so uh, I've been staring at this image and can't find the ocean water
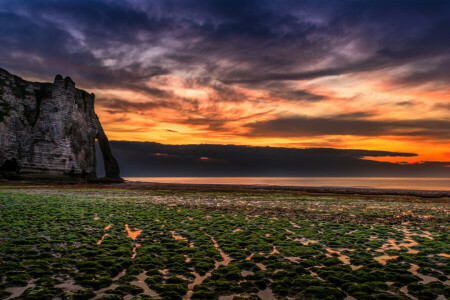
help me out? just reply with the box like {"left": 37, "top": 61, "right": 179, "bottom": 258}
{"left": 124, "top": 177, "right": 450, "bottom": 191}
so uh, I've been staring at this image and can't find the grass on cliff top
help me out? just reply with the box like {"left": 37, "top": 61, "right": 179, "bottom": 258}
{"left": 0, "top": 187, "right": 448, "bottom": 300}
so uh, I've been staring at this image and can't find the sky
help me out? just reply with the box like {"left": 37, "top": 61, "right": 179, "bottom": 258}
{"left": 1, "top": 0, "right": 450, "bottom": 176}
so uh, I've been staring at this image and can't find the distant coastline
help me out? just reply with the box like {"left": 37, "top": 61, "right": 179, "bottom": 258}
{"left": 124, "top": 177, "right": 450, "bottom": 192}
{"left": 2, "top": 177, "right": 449, "bottom": 197}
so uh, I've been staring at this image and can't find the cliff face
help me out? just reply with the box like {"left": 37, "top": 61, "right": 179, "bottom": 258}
{"left": 0, "top": 68, "right": 121, "bottom": 181}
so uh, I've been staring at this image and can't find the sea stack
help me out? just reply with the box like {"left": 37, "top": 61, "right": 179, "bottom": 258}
{"left": 0, "top": 68, "right": 122, "bottom": 182}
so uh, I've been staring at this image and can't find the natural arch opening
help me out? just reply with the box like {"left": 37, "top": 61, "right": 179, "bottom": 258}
{"left": 0, "top": 159, "right": 20, "bottom": 172}
{"left": 95, "top": 140, "right": 106, "bottom": 177}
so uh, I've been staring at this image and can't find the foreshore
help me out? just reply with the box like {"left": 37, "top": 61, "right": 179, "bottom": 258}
{"left": 1, "top": 179, "right": 449, "bottom": 199}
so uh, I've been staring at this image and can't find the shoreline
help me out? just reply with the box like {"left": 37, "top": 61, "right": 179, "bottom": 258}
{"left": 1, "top": 179, "right": 449, "bottom": 198}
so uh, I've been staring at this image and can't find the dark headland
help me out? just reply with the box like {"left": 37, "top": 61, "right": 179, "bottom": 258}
{"left": 0, "top": 68, "right": 122, "bottom": 182}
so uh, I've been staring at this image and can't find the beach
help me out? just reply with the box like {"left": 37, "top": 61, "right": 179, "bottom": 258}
{"left": 0, "top": 182, "right": 449, "bottom": 299}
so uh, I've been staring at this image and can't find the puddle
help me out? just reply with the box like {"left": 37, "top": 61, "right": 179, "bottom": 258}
{"left": 400, "top": 285, "right": 419, "bottom": 300}
{"left": 294, "top": 237, "right": 319, "bottom": 245}
{"left": 113, "top": 269, "right": 126, "bottom": 281}
{"left": 285, "top": 228, "right": 295, "bottom": 235}
{"left": 131, "top": 243, "right": 141, "bottom": 259}
{"left": 257, "top": 288, "right": 277, "bottom": 300}
{"left": 256, "top": 263, "right": 266, "bottom": 271}
{"left": 233, "top": 228, "right": 242, "bottom": 233}
{"left": 185, "top": 271, "right": 214, "bottom": 299}
{"left": 218, "top": 295, "right": 241, "bottom": 300}
{"left": 326, "top": 248, "right": 355, "bottom": 266}
{"left": 269, "top": 246, "right": 279, "bottom": 255}
{"left": 94, "top": 284, "right": 119, "bottom": 299}
{"left": 377, "top": 236, "right": 419, "bottom": 254}
{"left": 408, "top": 264, "right": 439, "bottom": 284}
{"left": 125, "top": 224, "right": 142, "bottom": 240}
{"left": 374, "top": 254, "right": 399, "bottom": 265}
{"left": 285, "top": 256, "right": 301, "bottom": 263}
{"left": 310, "top": 271, "right": 324, "bottom": 281}
{"left": 398, "top": 227, "right": 433, "bottom": 240}
{"left": 398, "top": 238, "right": 419, "bottom": 254}
{"left": 289, "top": 221, "right": 301, "bottom": 228}
{"left": 159, "top": 269, "right": 169, "bottom": 276}
{"left": 241, "top": 270, "right": 254, "bottom": 277}
{"left": 438, "top": 253, "right": 450, "bottom": 258}
{"left": 5, "top": 280, "right": 36, "bottom": 299}
{"left": 171, "top": 231, "right": 188, "bottom": 242}
{"left": 104, "top": 224, "right": 112, "bottom": 230}
{"left": 55, "top": 279, "right": 83, "bottom": 291}
{"left": 130, "top": 271, "right": 159, "bottom": 298}
{"left": 376, "top": 239, "right": 401, "bottom": 252}
{"left": 210, "top": 236, "right": 232, "bottom": 266}
{"left": 96, "top": 233, "right": 108, "bottom": 245}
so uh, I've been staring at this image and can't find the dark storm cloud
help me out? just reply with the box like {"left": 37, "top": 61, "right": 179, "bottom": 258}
{"left": 434, "top": 103, "right": 450, "bottom": 111}
{"left": 394, "top": 57, "right": 450, "bottom": 86}
{"left": 272, "top": 90, "right": 327, "bottom": 102}
{"left": 96, "top": 141, "right": 450, "bottom": 177}
{"left": 246, "top": 116, "right": 450, "bottom": 139}
{"left": 97, "top": 98, "right": 179, "bottom": 113}
{"left": 1, "top": 0, "right": 449, "bottom": 92}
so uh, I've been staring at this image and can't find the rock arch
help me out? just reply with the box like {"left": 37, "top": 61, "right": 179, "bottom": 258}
{"left": 0, "top": 67, "right": 122, "bottom": 182}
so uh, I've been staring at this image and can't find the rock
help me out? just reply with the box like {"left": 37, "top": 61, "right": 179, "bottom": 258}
{"left": 0, "top": 67, "right": 122, "bottom": 182}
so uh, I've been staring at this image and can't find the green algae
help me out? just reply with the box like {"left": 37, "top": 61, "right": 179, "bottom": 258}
{"left": 0, "top": 188, "right": 448, "bottom": 299}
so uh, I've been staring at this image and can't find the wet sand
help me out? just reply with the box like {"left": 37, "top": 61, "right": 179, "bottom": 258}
{"left": 1, "top": 180, "right": 449, "bottom": 199}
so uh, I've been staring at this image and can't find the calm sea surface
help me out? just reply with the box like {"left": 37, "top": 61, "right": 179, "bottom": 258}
{"left": 124, "top": 177, "right": 450, "bottom": 191}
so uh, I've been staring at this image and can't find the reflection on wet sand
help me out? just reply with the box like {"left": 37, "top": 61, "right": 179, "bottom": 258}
{"left": 325, "top": 248, "right": 363, "bottom": 270}
{"left": 376, "top": 236, "right": 419, "bottom": 255}
{"left": 125, "top": 224, "right": 142, "bottom": 240}
{"left": 400, "top": 285, "right": 419, "bottom": 300}
{"left": 96, "top": 233, "right": 108, "bottom": 245}
{"left": 184, "top": 235, "right": 232, "bottom": 299}
{"left": 210, "top": 235, "right": 232, "bottom": 266}
{"left": 374, "top": 254, "right": 399, "bottom": 265}
{"left": 241, "top": 270, "right": 254, "bottom": 277}
{"left": 2, "top": 188, "right": 448, "bottom": 300}
{"left": 93, "top": 283, "right": 119, "bottom": 299}
{"left": 408, "top": 264, "right": 439, "bottom": 284}
{"left": 5, "top": 280, "right": 36, "bottom": 300}
{"left": 130, "top": 271, "right": 159, "bottom": 298}
{"left": 256, "top": 262, "right": 266, "bottom": 271}
{"left": 171, "top": 230, "right": 188, "bottom": 241}
{"left": 131, "top": 243, "right": 141, "bottom": 259}
{"left": 257, "top": 288, "right": 277, "bottom": 300}
{"left": 55, "top": 279, "right": 83, "bottom": 291}
{"left": 269, "top": 246, "right": 279, "bottom": 255}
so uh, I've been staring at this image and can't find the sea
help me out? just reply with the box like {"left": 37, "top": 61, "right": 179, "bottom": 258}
{"left": 124, "top": 177, "right": 450, "bottom": 191}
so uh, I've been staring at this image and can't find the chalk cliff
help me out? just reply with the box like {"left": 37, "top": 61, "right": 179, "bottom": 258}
{"left": 0, "top": 68, "right": 122, "bottom": 181}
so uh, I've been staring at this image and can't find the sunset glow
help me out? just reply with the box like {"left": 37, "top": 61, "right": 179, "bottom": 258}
{"left": 2, "top": 0, "right": 449, "bottom": 175}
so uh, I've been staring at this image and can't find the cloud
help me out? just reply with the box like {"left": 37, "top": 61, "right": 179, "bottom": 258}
{"left": 271, "top": 89, "right": 327, "bottom": 102}
{"left": 394, "top": 57, "right": 450, "bottom": 87}
{"left": 1, "top": 0, "right": 449, "bottom": 172}
{"left": 96, "top": 141, "right": 450, "bottom": 177}
{"left": 246, "top": 116, "right": 450, "bottom": 139}
{"left": 2, "top": 0, "right": 449, "bottom": 90}
{"left": 97, "top": 98, "right": 179, "bottom": 113}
